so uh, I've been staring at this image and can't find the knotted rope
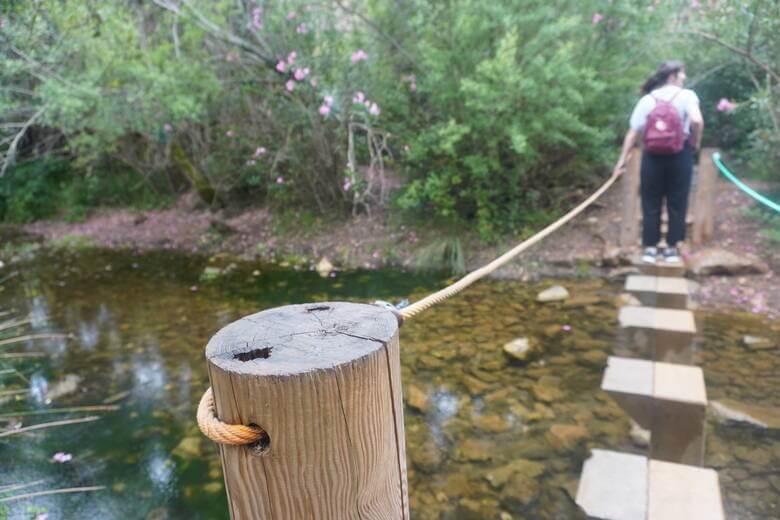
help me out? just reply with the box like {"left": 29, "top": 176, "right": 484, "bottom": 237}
{"left": 198, "top": 169, "right": 621, "bottom": 445}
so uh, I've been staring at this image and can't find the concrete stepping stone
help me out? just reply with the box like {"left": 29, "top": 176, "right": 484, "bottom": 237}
{"left": 618, "top": 306, "right": 696, "bottom": 364}
{"left": 625, "top": 275, "right": 690, "bottom": 309}
{"left": 576, "top": 449, "right": 724, "bottom": 520}
{"left": 602, "top": 357, "right": 706, "bottom": 465}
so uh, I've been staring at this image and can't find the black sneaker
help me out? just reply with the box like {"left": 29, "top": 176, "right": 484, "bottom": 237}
{"left": 662, "top": 247, "right": 681, "bottom": 263}
{"left": 641, "top": 247, "right": 658, "bottom": 264}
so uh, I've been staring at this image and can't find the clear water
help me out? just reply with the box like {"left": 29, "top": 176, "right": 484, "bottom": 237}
{"left": 0, "top": 248, "right": 778, "bottom": 519}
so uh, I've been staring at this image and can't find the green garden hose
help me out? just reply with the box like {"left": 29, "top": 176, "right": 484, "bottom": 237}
{"left": 712, "top": 152, "right": 780, "bottom": 213}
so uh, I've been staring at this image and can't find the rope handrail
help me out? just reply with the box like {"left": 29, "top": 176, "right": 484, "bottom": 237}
{"left": 198, "top": 168, "right": 622, "bottom": 445}
{"left": 712, "top": 152, "right": 780, "bottom": 213}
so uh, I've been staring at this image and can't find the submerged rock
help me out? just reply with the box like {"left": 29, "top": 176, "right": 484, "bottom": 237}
{"left": 532, "top": 376, "right": 564, "bottom": 403}
{"left": 536, "top": 285, "right": 569, "bottom": 302}
{"left": 413, "top": 439, "right": 444, "bottom": 473}
{"left": 404, "top": 384, "right": 430, "bottom": 413}
{"left": 742, "top": 335, "right": 775, "bottom": 351}
{"left": 45, "top": 374, "right": 82, "bottom": 402}
{"left": 710, "top": 399, "right": 780, "bottom": 430}
{"left": 502, "top": 337, "right": 540, "bottom": 363}
{"left": 499, "top": 471, "right": 541, "bottom": 508}
{"left": 474, "top": 414, "right": 512, "bottom": 433}
{"left": 546, "top": 424, "right": 588, "bottom": 450}
{"left": 172, "top": 436, "right": 202, "bottom": 459}
{"left": 688, "top": 248, "right": 769, "bottom": 276}
{"left": 455, "top": 439, "right": 495, "bottom": 462}
{"left": 484, "top": 459, "right": 545, "bottom": 489}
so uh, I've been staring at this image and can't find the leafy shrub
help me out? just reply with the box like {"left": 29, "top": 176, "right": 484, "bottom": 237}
{"left": 0, "top": 157, "right": 70, "bottom": 223}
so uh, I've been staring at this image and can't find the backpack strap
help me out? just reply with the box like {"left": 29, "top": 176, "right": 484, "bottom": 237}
{"left": 651, "top": 87, "right": 683, "bottom": 103}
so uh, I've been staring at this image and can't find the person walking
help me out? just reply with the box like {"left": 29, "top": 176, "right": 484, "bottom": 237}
{"left": 613, "top": 61, "right": 704, "bottom": 264}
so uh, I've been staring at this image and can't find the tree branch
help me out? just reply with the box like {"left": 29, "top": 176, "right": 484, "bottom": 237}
{"left": 684, "top": 29, "right": 779, "bottom": 83}
{"left": 0, "top": 107, "right": 44, "bottom": 178}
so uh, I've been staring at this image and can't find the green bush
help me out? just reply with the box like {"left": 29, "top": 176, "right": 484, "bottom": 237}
{"left": 0, "top": 157, "right": 70, "bottom": 223}
{"left": 0, "top": 156, "right": 170, "bottom": 223}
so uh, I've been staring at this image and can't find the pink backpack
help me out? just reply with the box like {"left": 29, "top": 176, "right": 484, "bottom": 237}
{"left": 643, "top": 90, "right": 685, "bottom": 154}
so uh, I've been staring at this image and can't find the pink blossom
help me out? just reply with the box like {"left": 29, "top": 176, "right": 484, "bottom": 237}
{"left": 319, "top": 105, "right": 331, "bottom": 116}
{"left": 717, "top": 98, "right": 737, "bottom": 113}
{"left": 309, "top": 78, "right": 318, "bottom": 87}
{"left": 286, "top": 11, "right": 297, "bottom": 20}
{"left": 353, "top": 91, "right": 365, "bottom": 104}
{"left": 163, "top": 123, "right": 173, "bottom": 133}
{"left": 253, "top": 146, "right": 266, "bottom": 157}
{"left": 324, "top": 95, "right": 334, "bottom": 106}
{"left": 410, "top": 82, "right": 417, "bottom": 92}
{"left": 287, "top": 51, "right": 297, "bottom": 65}
{"left": 293, "top": 68, "right": 309, "bottom": 81}
{"left": 52, "top": 452, "right": 73, "bottom": 463}
{"left": 372, "top": 251, "right": 380, "bottom": 259}
{"left": 368, "top": 102, "right": 381, "bottom": 116}
{"left": 225, "top": 130, "right": 235, "bottom": 137}
{"left": 276, "top": 61, "right": 287, "bottom": 73}
{"left": 350, "top": 49, "right": 368, "bottom": 64}
{"left": 251, "top": 7, "right": 263, "bottom": 30}
{"left": 562, "top": 324, "right": 572, "bottom": 332}
{"left": 35, "top": 514, "right": 49, "bottom": 520}
{"left": 285, "top": 80, "right": 295, "bottom": 92}
{"left": 296, "top": 23, "right": 308, "bottom": 34}
{"left": 592, "top": 13, "right": 604, "bottom": 24}
{"left": 246, "top": 159, "right": 256, "bottom": 166}
{"left": 691, "top": 0, "right": 701, "bottom": 8}
{"left": 342, "top": 177, "right": 352, "bottom": 191}
{"left": 276, "top": 176, "right": 285, "bottom": 184}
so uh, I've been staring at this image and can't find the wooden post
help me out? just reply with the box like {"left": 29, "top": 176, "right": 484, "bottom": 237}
{"left": 692, "top": 148, "right": 717, "bottom": 244}
{"left": 205, "top": 302, "right": 409, "bottom": 519}
{"left": 619, "top": 148, "right": 642, "bottom": 248}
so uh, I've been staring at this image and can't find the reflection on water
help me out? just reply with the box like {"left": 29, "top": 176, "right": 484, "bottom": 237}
{"left": 0, "top": 248, "right": 778, "bottom": 519}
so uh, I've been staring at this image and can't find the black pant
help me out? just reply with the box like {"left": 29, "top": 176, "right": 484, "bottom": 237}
{"left": 640, "top": 144, "right": 693, "bottom": 247}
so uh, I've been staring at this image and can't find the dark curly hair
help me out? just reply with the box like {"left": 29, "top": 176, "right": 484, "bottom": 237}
{"left": 641, "top": 60, "right": 684, "bottom": 94}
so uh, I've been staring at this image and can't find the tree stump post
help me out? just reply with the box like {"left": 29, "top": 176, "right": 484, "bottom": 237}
{"left": 619, "top": 148, "right": 642, "bottom": 248}
{"left": 205, "top": 302, "right": 409, "bottom": 519}
{"left": 692, "top": 148, "right": 717, "bottom": 244}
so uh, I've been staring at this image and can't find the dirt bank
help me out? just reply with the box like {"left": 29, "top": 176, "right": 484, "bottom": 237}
{"left": 13, "top": 175, "right": 780, "bottom": 318}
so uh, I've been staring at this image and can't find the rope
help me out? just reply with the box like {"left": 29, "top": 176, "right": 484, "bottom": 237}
{"left": 400, "top": 170, "right": 621, "bottom": 318}
{"left": 197, "top": 169, "right": 622, "bottom": 445}
{"left": 197, "top": 387, "right": 265, "bottom": 445}
{"left": 712, "top": 152, "right": 780, "bottom": 213}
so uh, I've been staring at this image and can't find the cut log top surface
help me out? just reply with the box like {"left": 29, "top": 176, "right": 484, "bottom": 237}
{"left": 602, "top": 357, "right": 707, "bottom": 406}
{"left": 577, "top": 449, "right": 724, "bottom": 520}
{"left": 619, "top": 306, "right": 696, "bottom": 333}
{"left": 205, "top": 302, "right": 398, "bottom": 376}
{"left": 625, "top": 275, "right": 690, "bottom": 295}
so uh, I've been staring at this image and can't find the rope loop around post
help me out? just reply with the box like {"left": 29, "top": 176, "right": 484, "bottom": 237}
{"left": 197, "top": 387, "right": 265, "bottom": 446}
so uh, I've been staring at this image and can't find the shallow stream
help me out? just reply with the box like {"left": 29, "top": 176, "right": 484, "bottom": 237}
{"left": 1, "top": 249, "right": 778, "bottom": 519}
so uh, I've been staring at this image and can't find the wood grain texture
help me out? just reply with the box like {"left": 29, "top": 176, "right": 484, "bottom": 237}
{"left": 206, "top": 302, "right": 409, "bottom": 519}
{"left": 692, "top": 148, "right": 717, "bottom": 245}
{"left": 620, "top": 148, "right": 642, "bottom": 248}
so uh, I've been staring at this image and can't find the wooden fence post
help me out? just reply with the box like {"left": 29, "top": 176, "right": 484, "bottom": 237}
{"left": 619, "top": 148, "right": 642, "bottom": 249}
{"left": 692, "top": 147, "right": 717, "bottom": 245}
{"left": 205, "top": 302, "right": 409, "bottom": 519}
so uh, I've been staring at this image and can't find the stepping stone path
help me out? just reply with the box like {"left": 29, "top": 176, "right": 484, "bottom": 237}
{"left": 576, "top": 262, "right": 724, "bottom": 519}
